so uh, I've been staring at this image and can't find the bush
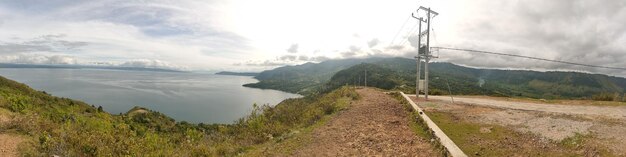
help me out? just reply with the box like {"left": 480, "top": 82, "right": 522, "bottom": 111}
{"left": 6, "top": 94, "right": 33, "bottom": 113}
{"left": 592, "top": 93, "right": 615, "bottom": 101}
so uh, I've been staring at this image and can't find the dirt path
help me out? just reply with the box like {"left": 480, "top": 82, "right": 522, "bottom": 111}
{"left": 291, "top": 88, "right": 437, "bottom": 156}
{"left": 0, "top": 134, "right": 23, "bottom": 157}
{"left": 428, "top": 95, "right": 626, "bottom": 119}
{"left": 1, "top": 110, "right": 24, "bottom": 157}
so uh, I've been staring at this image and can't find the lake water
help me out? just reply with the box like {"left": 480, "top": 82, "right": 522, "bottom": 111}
{"left": 0, "top": 68, "right": 301, "bottom": 124}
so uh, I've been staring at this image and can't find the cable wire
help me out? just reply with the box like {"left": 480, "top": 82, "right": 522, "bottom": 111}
{"left": 389, "top": 15, "right": 412, "bottom": 47}
{"left": 432, "top": 47, "right": 626, "bottom": 70}
{"left": 399, "top": 22, "right": 419, "bottom": 46}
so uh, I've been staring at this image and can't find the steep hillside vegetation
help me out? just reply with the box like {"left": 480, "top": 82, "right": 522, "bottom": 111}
{"left": 0, "top": 75, "right": 359, "bottom": 156}
{"left": 328, "top": 63, "right": 406, "bottom": 90}
{"left": 245, "top": 57, "right": 626, "bottom": 99}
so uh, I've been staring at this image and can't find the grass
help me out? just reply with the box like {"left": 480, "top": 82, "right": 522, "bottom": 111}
{"left": 559, "top": 133, "right": 615, "bottom": 156}
{"left": 421, "top": 102, "right": 439, "bottom": 108}
{"left": 244, "top": 114, "right": 331, "bottom": 156}
{"left": 244, "top": 97, "right": 353, "bottom": 156}
{"left": 427, "top": 111, "right": 513, "bottom": 156}
{"left": 560, "top": 133, "right": 587, "bottom": 149}
{"left": 568, "top": 100, "right": 626, "bottom": 107}
{"left": 0, "top": 107, "right": 14, "bottom": 118}
{"left": 388, "top": 92, "right": 448, "bottom": 156}
{"left": 389, "top": 92, "right": 431, "bottom": 139}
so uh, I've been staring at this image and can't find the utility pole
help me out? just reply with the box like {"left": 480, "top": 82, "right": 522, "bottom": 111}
{"left": 425, "top": 7, "right": 431, "bottom": 99}
{"left": 412, "top": 6, "right": 438, "bottom": 100}
{"left": 411, "top": 14, "right": 424, "bottom": 98}
{"left": 416, "top": 55, "right": 421, "bottom": 97}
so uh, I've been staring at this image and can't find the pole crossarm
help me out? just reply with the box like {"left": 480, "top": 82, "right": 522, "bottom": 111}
{"left": 411, "top": 13, "right": 428, "bottom": 22}
{"left": 418, "top": 6, "right": 439, "bottom": 17}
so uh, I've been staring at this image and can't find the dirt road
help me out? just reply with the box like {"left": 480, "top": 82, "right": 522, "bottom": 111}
{"left": 416, "top": 95, "right": 626, "bottom": 156}
{"left": 291, "top": 88, "right": 437, "bottom": 156}
{"left": 428, "top": 95, "right": 626, "bottom": 119}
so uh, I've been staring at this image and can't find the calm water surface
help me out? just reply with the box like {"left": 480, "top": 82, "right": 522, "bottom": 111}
{"left": 0, "top": 68, "right": 301, "bottom": 124}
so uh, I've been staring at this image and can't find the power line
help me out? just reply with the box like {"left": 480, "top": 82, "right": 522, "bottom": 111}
{"left": 399, "top": 22, "right": 419, "bottom": 46}
{"left": 386, "top": 22, "right": 418, "bottom": 55}
{"left": 432, "top": 47, "right": 626, "bottom": 70}
{"left": 389, "top": 15, "right": 412, "bottom": 47}
{"left": 390, "top": 0, "right": 424, "bottom": 47}
{"left": 400, "top": 13, "right": 436, "bottom": 47}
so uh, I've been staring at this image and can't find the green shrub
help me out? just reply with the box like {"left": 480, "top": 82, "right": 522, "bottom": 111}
{"left": 6, "top": 94, "right": 33, "bottom": 113}
{"left": 592, "top": 92, "right": 615, "bottom": 101}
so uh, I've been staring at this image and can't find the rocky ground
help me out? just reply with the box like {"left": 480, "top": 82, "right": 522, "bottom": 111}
{"left": 429, "top": 95, "right": 626, "bottom": 119}
{"left": 414, "top": 96, "right": 626, "bottom": 156}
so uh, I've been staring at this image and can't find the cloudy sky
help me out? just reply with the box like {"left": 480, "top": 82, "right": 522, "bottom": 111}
{"left": 0, "top": 0, "right": 624, "bottom": 76}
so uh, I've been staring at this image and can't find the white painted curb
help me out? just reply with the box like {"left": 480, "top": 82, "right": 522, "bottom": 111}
{"left": 400, "top": 92, "right": 467, "bottom": 157}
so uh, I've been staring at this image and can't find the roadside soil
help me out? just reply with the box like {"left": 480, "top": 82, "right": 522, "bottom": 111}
{"left": 413, "top": 96, "right": 626, "bottom": 156}
{"left": 0, "top": 109, "right": 24, "bottom": 157}
{"left": 456, "top": 95, "right": 626, "bottom": 107}
{"left": 0, "top": 134, "right": 24, "bottom": 157}
{"left": 289, "top": 88, "right": 438, "bottom": 156}
{"left": 428, "top": 95, "right": 626, "bottom": 119}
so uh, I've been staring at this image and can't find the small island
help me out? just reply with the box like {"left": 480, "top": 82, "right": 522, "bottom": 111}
{"left": 215, "top": 71, "right": 259, "bottom": 76}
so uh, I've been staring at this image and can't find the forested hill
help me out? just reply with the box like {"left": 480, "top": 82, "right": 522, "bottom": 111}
{"left": 245, "top": 57, "right": 626, "bottom": 99}
{"left": 244, "top": 58, "right": 389, "bottom": 93}
{"left": 215, "top": 71, "right": 259, "bottom": 76}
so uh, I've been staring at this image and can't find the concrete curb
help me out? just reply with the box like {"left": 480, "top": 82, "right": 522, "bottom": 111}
{"left": 400, "top": 92, "right": 467, "bottom": 157}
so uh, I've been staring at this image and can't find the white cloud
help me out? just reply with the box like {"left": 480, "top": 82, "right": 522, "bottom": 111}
{"left": 286, "top": 44, "right": 298, "bottom": 53}
{"left": 0, "top": 54, "right": 78, "bottom": 65}
{"left": 0, "top": 0, "right": 624, "bottom": 77}
{"left": 367, "top": 39, "right": 380, "bottom": 48}
{"left": 0, "top": 0, "right": 245, "bottom": 71}
{"left": 120, "top": 59, "right": 184, "bottom": 70}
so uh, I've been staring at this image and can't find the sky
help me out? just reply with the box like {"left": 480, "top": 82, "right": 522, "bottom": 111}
{"left": 0, "top": 0, "right": 625, "bottom": 76}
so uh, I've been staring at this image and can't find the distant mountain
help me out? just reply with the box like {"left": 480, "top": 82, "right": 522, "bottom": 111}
{"left": 0, "top": 63, "right": 184, "bottom": 73}
{"left": 215, "top": 71, "right": 259, "bottom": 76}
{"left": 244, "top": 58, "right": 388, "bottom": 94}
{"left": 244, "top": 57, "right": 626, "bottom": 99}
{"left": 328, "top": 63, "right": 405, "bottom": 90}
{"left": 0, "top": 63, "right": 80, "bottom": 69}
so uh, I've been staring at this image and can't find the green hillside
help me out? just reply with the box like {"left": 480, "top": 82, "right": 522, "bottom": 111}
{"left": 245, "top": 57, "right": 626, "bottom": 100}
{"left": 244, "top": 58, "right": 388, "bottom": 94}
{"left": 0, "top": 75, "right": 359, "bottom": 156}
{"left": 327, "top": 63, "right": 406, "bottom": 90}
